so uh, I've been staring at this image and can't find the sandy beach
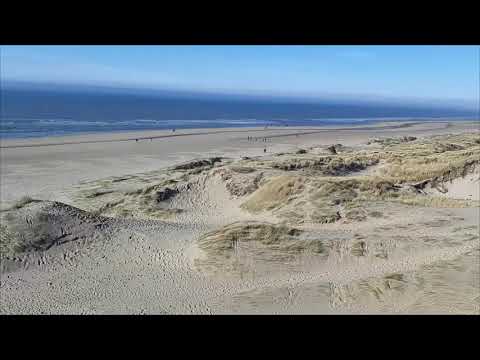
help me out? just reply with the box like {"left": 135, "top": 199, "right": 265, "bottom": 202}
{"left": 1, "top": 121, "right": 479, "bottom": 314}
{"left": 1, "top": 121, "right": 474, "bottom": 205}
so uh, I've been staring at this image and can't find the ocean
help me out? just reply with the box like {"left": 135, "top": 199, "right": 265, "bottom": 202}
{"left": 1, "top": 85, "right": 476, "bottom": 139}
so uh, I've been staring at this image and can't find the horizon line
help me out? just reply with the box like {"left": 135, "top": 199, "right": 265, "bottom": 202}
{"left": 3, "top": 78, "right": 478, "bottom": 111}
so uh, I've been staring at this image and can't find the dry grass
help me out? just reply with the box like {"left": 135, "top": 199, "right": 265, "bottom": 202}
{"left": 10, "top": 196, "right": 37, "bottom": 210}
{"left": 0, "top": 200, "right": 112, "bottom": 257}
{"left": 377, "top": 133, "right": 480, "bottom": 183}
{"left": 310, "top": 179, "right": 360, "bottom": 204}
{"left": 322, "top": 155, "right": 379, "bottom": 176}
{"left": 240, "top": 133, "right": 480, "bottom": 224}
{"left": 367, "top": 136, "right": 417, "bottom": 146}
{"left": 84, "top": 190, "right": 115, "bottom": 199}
{"left": 197, "top": 221, "right": 325, "bottom": 255}
{"left": 0, "top": 206, "right": 55, "bottom": 255}
{"left": 73, "top": 175, "right": 188, "bottom": 220}
{"left": 241, "top": 176, "right": 306, "bottom": 213}
{"left": 310, "top": 208, "right": 342, "bottom": 224}
{"left": 344, "top": 207, "right": 368, "bottom": 221}
{"left": 387, "top": 195, "right": 479, "bottom": 208}
{"left": 229, "top": 166, "right": 256, "bottom": 174}
{"left": 0, "top": 224, "right": 23, "bottom": 256}
{"left": 269, "top": 152, "right": 379, "bottom": 175}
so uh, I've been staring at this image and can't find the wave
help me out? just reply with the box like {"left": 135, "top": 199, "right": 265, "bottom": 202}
{"left": 1, "top": 116, "right": 476, "bottom": 139}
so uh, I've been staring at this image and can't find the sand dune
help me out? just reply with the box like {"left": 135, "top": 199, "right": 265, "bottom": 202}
{"left": 1, "top": 121, "right": 479, "bottom": 314}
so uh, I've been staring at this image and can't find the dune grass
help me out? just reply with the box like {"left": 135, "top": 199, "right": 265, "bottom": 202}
{"left": 376, "top": 133, "right": 480, "bottom": 183}
{"left": 10, "top": 196, "right": 37, "bottom": 210}
{"left": 0, "top": 224, "right": 23, "bottom": 256}
{"left": 197, "top": 221, "right": 327, "bottom": 256}
{"left": 241, "top": 176, "right": 306, "bottom": 213}
{"left": 240, "top": 133, "right": 480, "bottom": 224}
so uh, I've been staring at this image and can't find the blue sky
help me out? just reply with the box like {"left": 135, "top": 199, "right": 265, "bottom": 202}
{"left": 1, "top": 46, "right": 478, "bottom": 107}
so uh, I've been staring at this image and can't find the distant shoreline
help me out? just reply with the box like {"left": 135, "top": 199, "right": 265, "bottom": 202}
{"left": 2, "top": 120, "right": 479, "bottom": 148}
{"left": 0, "top": 121, "right": 447, "bottom": 149}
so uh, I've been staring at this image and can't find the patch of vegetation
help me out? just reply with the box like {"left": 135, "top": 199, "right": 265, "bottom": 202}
{"left": 198, "top": 221, "right": 326, "bottom": 256}
{"left": 368, "top": 210, "right": 383, "bottom": 218}
{"left": 10, "top": 196, "right": 38, "bottom": 210}
{"left": 311, "top": 208, "right": 341, "bottom": 224}
{"left": 84, "top": 190, "right": 114, "bottom": 199}
{"left": 0, "top": 224, "right": 23, "bottom": 256}
{"left": 377, "top": 133, "right": 480, "bottom": 183}
{"left": 172, "top": 157, "right": 222, "bottom": 171}
{"left": 351, "top": 240, "right": 367, "bottom": 257}
{"left": 344, "top": 207, "right": 368, "bottom": 222}
{"left": 322, "top": 156, "right": 379, "bottom": 176}
{"left": 311, "top": 179, "right": 359, "bottom": 205}
{"left": 270, "top": 153, "right": 379, "bottom": 175}
{"left": 241, "top": 176, "right": 306, "bottom": 212}
{"left": 367, "top": 136, "right": 417, "bottom": 146}
{"left": 229, "top": 166, "right": 256, "bottom": 174}
{"left": 388, "top": 195, "right": 479, "bottom": 208}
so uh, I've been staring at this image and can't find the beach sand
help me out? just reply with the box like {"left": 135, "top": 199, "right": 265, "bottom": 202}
{"left": 1, "top": 121, "right": 479, "bottom": 314}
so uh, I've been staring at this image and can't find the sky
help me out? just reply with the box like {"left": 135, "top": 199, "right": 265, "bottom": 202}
{"left": 1, "top": 45, "right": 479, "bottom": 108}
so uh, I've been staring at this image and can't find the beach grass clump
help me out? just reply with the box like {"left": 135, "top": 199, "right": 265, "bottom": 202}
{"left": 222, "top": 170, "right": 264, "bottom": 197}
{"left": 0, "top": 224, "right": 24, "bottom": 256}
{"left": 370, "top": 133, "right": 480, "bottom": 184}
{"left": 241, "top": 175, "right": 306, "bottom": 213}
{"left": 368, "top": 210, "right": 384, "bottom": 218}
{"left": 197, "top": 221, "right": 326, "bottom": 256}
{"left": 367, "top": 136, "right": 417, "bottom": 146}
{"left": 10, "top": 196, "right": 37, "bottom": 210}
{"left": 198, "top": 221, "right": 303, "bottom": 252}
{"left": 172, "top": 157, "right": 222, "bottom": 171}
{"left": 310, "top": 179, "right": 360, "bottom": 204}
{"left": 229, "top": 166, "right": 256, "bottom": 174}
{"left": 76, "top": 174, "right": 188, "bottom": 220}
{"left": 357, "top": 177, "right": 402, "bottom": 197}
{"left": 0, "top": 200, "right": 115, "bottom": 258}
{"left": 322, "top": 155, "right": 379, "bottom": 176}
{"left": 0, "top": 208, "right": 57, "bottom": 255}
{"left": 270, "top": 152, "right": 379, "bottom": 175}
{"left": 344, "top": 207, "right": 368, "bottom": 222}
{"left": 310, "top": 208, "right": 341, "bottom": 224}
{"left": 379, "top": 153, "right": 479, "bottom": 184}
{"left": 271, "top": 157, "right": 327, "bottom": 171}
{"left": 388, "top": 195, "right": 479, "bottom": 208}
{"left": 84, "top": 190, "right": 115, "bottom": 199}
{"left": 242, "top": 176, "right": 402, "bottom": 224}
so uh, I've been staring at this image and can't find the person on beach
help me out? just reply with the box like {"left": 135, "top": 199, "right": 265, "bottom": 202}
{"left": 264, "top": 147, "right": 266, "bottom": 153}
